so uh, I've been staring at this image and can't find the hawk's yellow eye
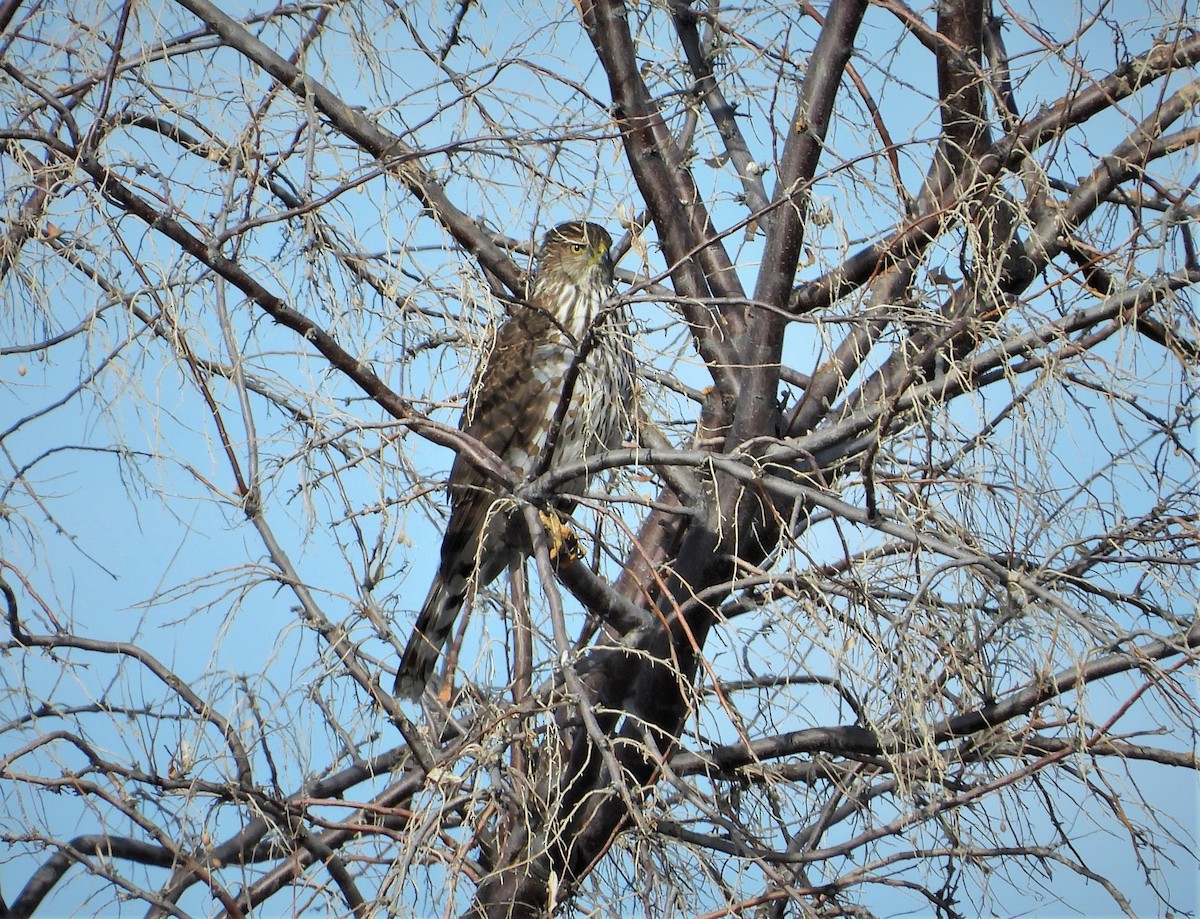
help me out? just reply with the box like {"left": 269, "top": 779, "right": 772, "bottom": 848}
{"left": 571, "top": 242, "right": 586, "bottom": 253}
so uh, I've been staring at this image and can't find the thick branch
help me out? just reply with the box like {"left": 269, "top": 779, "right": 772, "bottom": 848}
{"left": 788, "top": 32, "right": 1200, "bottom": 315}
{"left": 668, "top": 619, "right": 1200, "bottom": 775}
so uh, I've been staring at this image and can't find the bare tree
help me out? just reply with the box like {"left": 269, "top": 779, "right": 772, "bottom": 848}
{"left": 2, "top": 1, "right": 1198, "bottom": 917}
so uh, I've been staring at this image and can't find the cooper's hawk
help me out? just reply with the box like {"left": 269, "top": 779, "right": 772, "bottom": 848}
{"left": 395, "top": 221, "right": 633, "bottom": 699}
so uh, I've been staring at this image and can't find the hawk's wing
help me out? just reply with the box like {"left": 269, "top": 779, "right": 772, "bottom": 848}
{"left": 395, "top": 307, "right": 571, "bottom": 697}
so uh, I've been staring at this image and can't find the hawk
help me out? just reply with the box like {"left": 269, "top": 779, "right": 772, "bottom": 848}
{"left": 395, "top": 221, "right": 633, "bottom": 698}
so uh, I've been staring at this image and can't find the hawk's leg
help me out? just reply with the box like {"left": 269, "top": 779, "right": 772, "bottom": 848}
{"left": 538, "top": 508, "right": 583, "bottom": 568}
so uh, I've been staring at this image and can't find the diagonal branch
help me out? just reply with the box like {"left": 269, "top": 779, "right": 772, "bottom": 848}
{"left": 788, "top": 31, "right": 1200, "bottom": 316}
{"left": 168, "top": 0, "right": 523, "bottom": 293}
{"left": 579, "top": 0, "right": 744, "bottom": 395}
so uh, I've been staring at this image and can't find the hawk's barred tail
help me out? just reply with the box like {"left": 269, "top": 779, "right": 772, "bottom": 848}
{"left": 394, "top": 570, "right": 467, "bottom": 699}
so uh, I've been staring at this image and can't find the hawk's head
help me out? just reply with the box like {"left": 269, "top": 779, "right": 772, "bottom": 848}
{"left": 534, "top": 220, "right": 615, "bottom": 295}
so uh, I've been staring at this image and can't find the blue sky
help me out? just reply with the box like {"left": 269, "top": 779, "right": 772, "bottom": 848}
{"left": 2, "top": 1, "right": 1198, "bottom": 916}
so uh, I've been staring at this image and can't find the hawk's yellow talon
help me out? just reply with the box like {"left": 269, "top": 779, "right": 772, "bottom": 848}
{"left": 539, "top": 509, "right": 583, "bottom": 567}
